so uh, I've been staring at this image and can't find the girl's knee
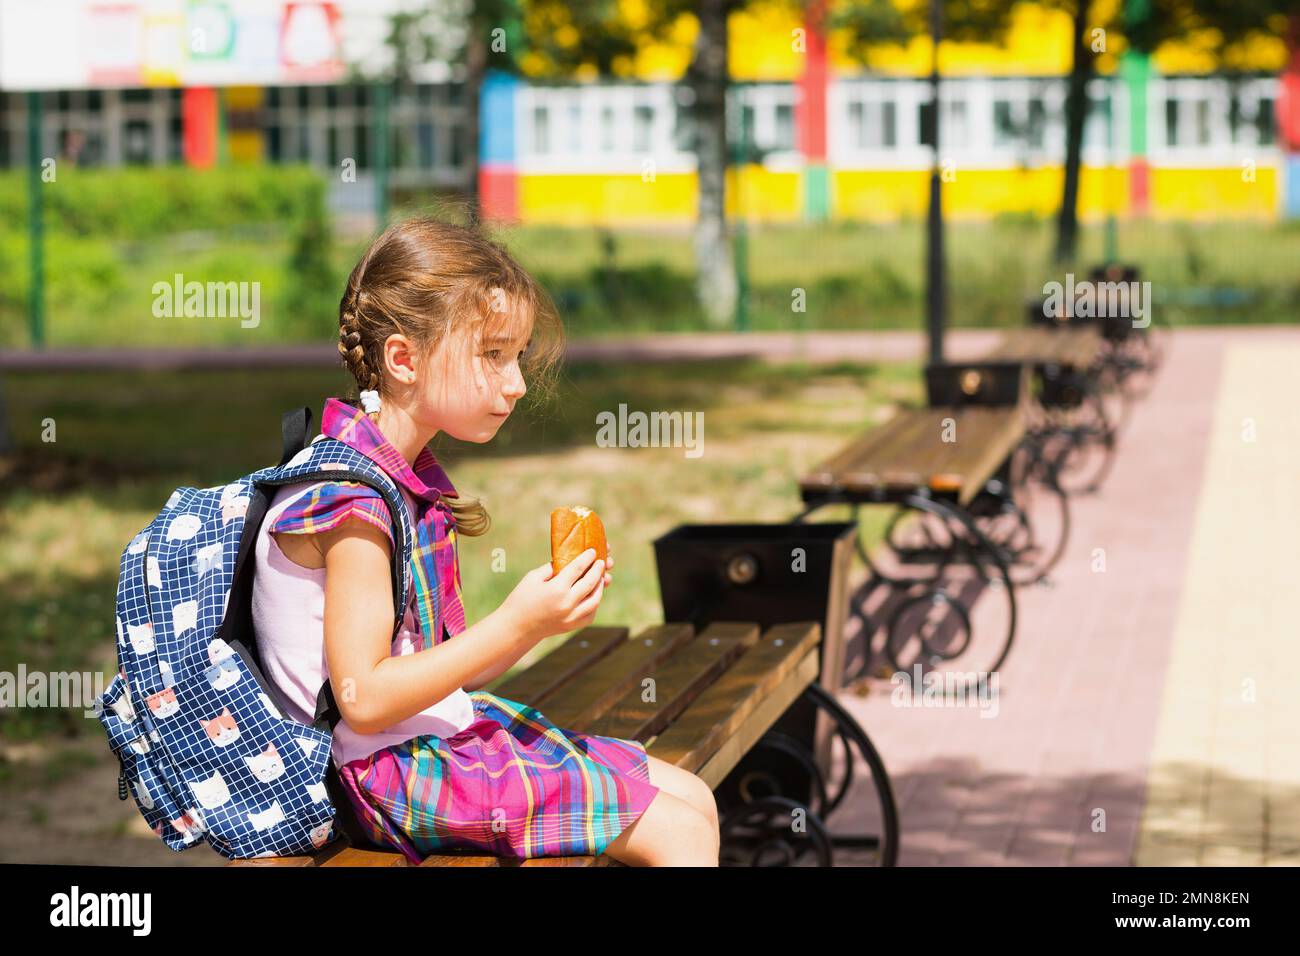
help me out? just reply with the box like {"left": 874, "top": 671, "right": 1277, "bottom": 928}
{"left": 605, "top": 790, "right": 718, "bottom": 866}
{"left": 647, "top": 757, "right": 718, "bottom": 825}
{"left": 689, "top": 774, "right": 719, "bottom": 824}
{"left": 669, "top": 796, "right": 719, "bottom": 865}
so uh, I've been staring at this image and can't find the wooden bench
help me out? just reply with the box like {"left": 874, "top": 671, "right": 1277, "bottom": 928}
{"left": 799, "top": 406, "right": 1025, "bottom": 508}
{"left": 978, "top": 319, "right": 1123, "bottom": 494}
{"left": 986, "top": 326, "right": 1102, "bottom": 373}
{"left": 796, "top": 390, "right": 1028, "bottom": 681}
{"left": 228, "top": 620, "right": 822, "bottom": 867}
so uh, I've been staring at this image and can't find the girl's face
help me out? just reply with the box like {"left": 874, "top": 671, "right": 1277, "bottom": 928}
{"left": 422, "top": 310, "right": 532, "bottom": 444}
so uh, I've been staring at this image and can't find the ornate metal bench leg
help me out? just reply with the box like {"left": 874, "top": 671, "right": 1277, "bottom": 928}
{"left": 972, "top": 443, "right": 1071, "bottom": 585}
{"left": 719, "top": 796, "right": 835, "bottom": 867}
{"left": 801, "top": 682, "right": 900, "bottom": 866}
{"left": 717, "top": 683, "right": 900, "bottom": 866}
{"left": 857, "top": 503, "right": 954, "bottom": 587}
{"left": 1050, "top": 373, "right": 1120, "bottom": 495}
{"left": 878, "top": 494, "right": 1017, "bottom": 682}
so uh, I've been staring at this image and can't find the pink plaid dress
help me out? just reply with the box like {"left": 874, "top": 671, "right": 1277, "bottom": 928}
{"left": 271, "top": 398, "right": 660, "bottom": 863}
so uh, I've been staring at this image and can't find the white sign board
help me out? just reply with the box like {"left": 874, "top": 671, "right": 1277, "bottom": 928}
{"left": 0, "top": 0, "right": 360, "bottom": 90}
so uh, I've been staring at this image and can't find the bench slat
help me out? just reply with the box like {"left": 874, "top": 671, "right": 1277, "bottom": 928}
{"left": 693, "top": 649, "right": 820, "bottom": 790}
{"left": 989, "top": 327, "right": 1101, "bottom": 369}
{"left": 223, "top": 838, "right": 352, "bottom": 867}
{"left": 800, "top": 407, "right": 1024, "bottom": 505}
{"left": 518, "top": 854, "right": 612, "bottom": 868}
{"left": 490, "top": 625, "right": 630, "bottom": 709}
{"left": 534, "top": 623, "right": 696, "bottom": 731}
{"left": 319, "top": 847, "right": 411, "bottom": 867}
{"left": 647, "top": 622, "right": 822, "bottom": 787}
{"left": 418, "top": 852, "right": 510, "bottom": 867}
{"left": 583, "top": 622, "right": 760, "bottom": 741}
{"left": 801, "top": 409, "right": 932, "bottom": 492}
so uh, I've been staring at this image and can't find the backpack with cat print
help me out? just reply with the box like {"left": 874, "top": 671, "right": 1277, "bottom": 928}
{"left": 93, "top": 406, "right": 415, "bottom": 859}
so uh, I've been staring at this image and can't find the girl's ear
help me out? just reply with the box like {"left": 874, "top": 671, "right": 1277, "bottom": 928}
{"left": 382, "top": 333, "right": 418, "bottom": 385}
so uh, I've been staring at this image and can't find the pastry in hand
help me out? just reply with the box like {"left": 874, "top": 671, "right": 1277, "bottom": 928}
{"left": 550, "top": 506, "right": 608, "bottom": 575}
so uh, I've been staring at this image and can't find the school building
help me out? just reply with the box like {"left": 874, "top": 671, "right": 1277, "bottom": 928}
{"left": 1, "top": 0, "right": 1297, "bottom": 223}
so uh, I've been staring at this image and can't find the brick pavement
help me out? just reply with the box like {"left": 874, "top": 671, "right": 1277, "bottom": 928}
{"left": 827, "top": 327, "right": 1300, "bottom": 866}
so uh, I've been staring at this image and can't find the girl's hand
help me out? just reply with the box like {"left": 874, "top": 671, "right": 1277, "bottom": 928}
{"left": 501, "top": 549, "right": 607, "bottom": 645}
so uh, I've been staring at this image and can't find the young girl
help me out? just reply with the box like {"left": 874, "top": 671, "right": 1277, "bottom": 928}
{"left": 251, "top": 216, "right": 720, "bottom": 866}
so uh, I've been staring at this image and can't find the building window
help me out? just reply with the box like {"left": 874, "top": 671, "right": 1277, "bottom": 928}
{"left": 1256, "top": 96, "right": 1276, "bottom": 146}
{"left": 993, "top": 99, "right": 1014, "bottom": 147}
{"left": 355, "top": 122, "right": 370, "bottom": 167}
{"left": 1165, "top": 95, "right": 1213, "bottom": 148}
{"left": 451, "top": 123, "right": 466, "bottom": 167}
{"left": 773, "top": 102, "right": 794, "bottom": 150}
{"left": 418, "top": 122, "right": 435, "bottom": 168}
{"left": 1193, "top": 97, "right": 1210, "bottom": 145}
{"left": 124, "top": 120, "right": 152, "bottom": 164}
{"left": 599, "top": 105, "right": 615, "bottom": 151}
{"left": 739, "top": 102, "right": 756, "bottom": 150}
{"left": 1085, "top": 93, "right": 1112, "bottom": 149}
{"left": 848, "top": 99, "right": 896, "bottom": 150}
{"left": 568, "top": 100, "right": 582, "bottom": 153}
{"left": 1026, "top": 97, "right": 1045, "bottom": 148}
{"left": 943, "top": 100, "right": 968, "bottom": 149}
{"left": 532, "top": 104, "right": 550, "bottom": 154}
{"left": 633, "top": 103, "right": 654, "bottom": 152}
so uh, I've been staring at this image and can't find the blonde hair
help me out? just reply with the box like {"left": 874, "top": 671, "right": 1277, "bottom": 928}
{"left": 336, "top": 215, "right": 565, "bottom": 537}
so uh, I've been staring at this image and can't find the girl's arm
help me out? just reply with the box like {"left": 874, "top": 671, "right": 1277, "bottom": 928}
{"left": 318, "top": 520, "right": 540, "bottom": 735}
{"left": 317, "top": 519, "right": 607, "bottom": 734}
{"left": 461, "top": 550, "right": 616, "bottom": 693}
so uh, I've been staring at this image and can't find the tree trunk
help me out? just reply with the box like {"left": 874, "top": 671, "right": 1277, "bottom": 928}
{"left": 464, "top": 19, "right": 488, "bottom": 225}
{"left": 690, "top": 0, "right": 736, "bottom": 326}
{"left": 1055, "top": 0, "right": 1094, "bottom": 263}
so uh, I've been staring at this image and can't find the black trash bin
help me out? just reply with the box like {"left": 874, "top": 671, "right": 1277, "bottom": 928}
{"left": 653, "top": 521, "right": 858, "bottom": 808}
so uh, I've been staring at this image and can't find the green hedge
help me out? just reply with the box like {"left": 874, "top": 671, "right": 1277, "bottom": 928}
{"left": 0, "top": 164, "right": 337, "bottom": 347}
{"left": 0, "top": 164, "right": 327, "bottom": 240}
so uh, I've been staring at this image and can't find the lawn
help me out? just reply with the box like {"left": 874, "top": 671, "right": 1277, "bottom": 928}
{"left": 3, "top": 216, "right": 1298, "bottom": 348}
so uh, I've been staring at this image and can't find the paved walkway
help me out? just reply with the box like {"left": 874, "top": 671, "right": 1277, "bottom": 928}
{"left": 0, "top": 329, "right": 1006, "bottom": 370}
{"left": 829, "top": 327, "right": 1300, "bottom": 865}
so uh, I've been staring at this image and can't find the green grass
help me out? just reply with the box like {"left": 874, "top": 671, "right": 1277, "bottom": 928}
{"left": 3, "top": 217, "right": 1299, "bottom": 349}
{"left": 0, "top": 358, "right": 920, "bottom": 751}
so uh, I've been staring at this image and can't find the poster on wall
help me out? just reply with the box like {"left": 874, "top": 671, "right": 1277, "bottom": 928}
{"left": 0, "top": 0, "right": 347, "bottom": 90}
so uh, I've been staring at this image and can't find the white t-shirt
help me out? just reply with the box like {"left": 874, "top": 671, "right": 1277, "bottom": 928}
{"left": 250, "top": 481, "right": 475, "bottom": 768}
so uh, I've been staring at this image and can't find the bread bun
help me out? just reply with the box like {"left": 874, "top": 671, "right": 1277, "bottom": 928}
{"left": 550, "top": 505, "right": 608, "bottom": 575}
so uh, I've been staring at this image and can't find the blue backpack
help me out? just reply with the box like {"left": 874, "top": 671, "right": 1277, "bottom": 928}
{"left": 94, "top": 406, "right": 416, "bottom": 859}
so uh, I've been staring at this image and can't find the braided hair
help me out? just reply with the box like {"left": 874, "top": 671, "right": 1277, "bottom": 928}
{"left": 335, "top": 215, "right": 564, "bottom": 538}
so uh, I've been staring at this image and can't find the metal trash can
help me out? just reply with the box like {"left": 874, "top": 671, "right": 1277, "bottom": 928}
{"left": 653, "top": 521, "right": 858, "bottom": 806}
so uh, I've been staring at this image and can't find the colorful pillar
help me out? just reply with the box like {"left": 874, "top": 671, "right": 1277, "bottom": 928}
{"left": 1121, "top": 0, "right": 1151, "bottom": 216}
{"left": 1280, "top": 14, "right": 1300, "bottom": 218}
{"left": 182, "top": 87, "right": 221, "bottom": 168}
{"left": 479, "top": 70, "right": 519, "bottom": 222}
{"left": 797, "top": 0, "right": 829, "bottom": 220}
